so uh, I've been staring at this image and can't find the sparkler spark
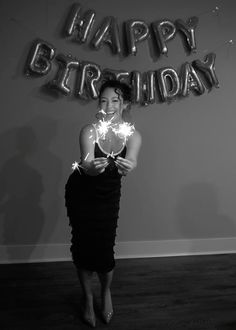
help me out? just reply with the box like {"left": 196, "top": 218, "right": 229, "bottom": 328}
{"left": 107, "top": 151, "right": 115, "bottom": 159}
{"left": 96, "top": 120, "right": 135, "bottom": 141}
{"left": 98, "top": 109, "right": 106, "bottom": 116}
{"left": 72, "top": 161, "right": 86, "bottom": 174}
{"left": 72, "top": 161, "right": 80, "bottom": 171}
{"left": 96, "top": 118, "right": 112, "bottom": 140}
{"left": 84, "top": 152, "right": 89, "bottom": 161}
{"left": 71, "top": 122, "right": 135, "bottom": 172}
{"left": 113, "top": 122, "right": 135, "bottom": 140}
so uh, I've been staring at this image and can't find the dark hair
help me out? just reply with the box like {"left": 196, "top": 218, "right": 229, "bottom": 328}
{"left": 99, "top": 80, "right": 132, "bottom": 103}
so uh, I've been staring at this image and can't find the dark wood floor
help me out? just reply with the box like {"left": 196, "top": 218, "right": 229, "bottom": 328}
{"left": 1, "top": 254, "right": 236, "bottom": 330}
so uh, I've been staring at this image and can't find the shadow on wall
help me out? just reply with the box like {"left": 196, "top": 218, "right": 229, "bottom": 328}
{"left": 175, "top": 182, "right": 236, "bottom": 250}
{"left": 0, "top": 116, "right": 63, "bottom": 261}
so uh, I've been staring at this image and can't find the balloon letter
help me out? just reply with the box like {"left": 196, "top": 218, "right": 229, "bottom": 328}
{"left": 25, "top": 39, "right": 55, "bottom": 75}
{"left": 175, "top": 16, "right": 199, "bottom": 53}
{"left": 64, "top": 3, "right": 95, "bottom": 43}
{"left": 151, "top": 20, "right": 176, "bottom": 56}
{"left": 180, "top": 62, "right": 205, "bottom": 97}
{"left": 142, "top": 71, "right": 157, "bottom": 105}
{"left": 91, "top": 16, "right": 121, "bottom": 55}
{"left": 76, "top": 62, "right": 102, "bottom": 99}
{"left": 130, "top": 71, "right": 142, "bottom": 104}
{"left": 157, "top": 67, "right": 180, "bottom": 102}
{"left": 193, "top": 52, "right": 219, "bottom": 88}
{"left": 125, "top": 20, "right": 149, "bottom": 56}
{"left": 48, "top": 54, "right": 79, "bottom": 95}
{"left": 102, "top": 69, "right": 129, "bottom": 83}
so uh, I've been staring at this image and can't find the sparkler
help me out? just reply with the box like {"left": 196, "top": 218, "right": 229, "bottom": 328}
{"left": 112, "top": 122, "right": 135, "bottom": 140}
{"left": 106, "top": 151, "right": 115, "bottom": 159}
{"left": 96, "top": 120, "right": 135, "bottom": 141}
{"left": 98, "top": 109, "right": 106, "bottom": 116}
{"left": 72, "top": 161, "right": 80, "bottom": 171}
{"left": 84, "top": 152, "right": 90, "bottom": 161}
{"left": 96, "top": 118, "right": 113, "bottom": 140}
{"left": 70, "top": 113, "right": 135, "bottom": 171}
{"left": 72, "top": 160, "right": 86, "bottom": 174}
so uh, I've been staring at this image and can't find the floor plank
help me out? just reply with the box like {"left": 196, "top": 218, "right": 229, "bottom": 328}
{"left": 1, "top": 254, "right": 236, "bottom": 329}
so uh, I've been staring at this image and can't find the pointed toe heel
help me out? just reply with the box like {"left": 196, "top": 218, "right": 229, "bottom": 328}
{"left": 102, "top": 310, "right": 113, "bottom": 324}
{"left": 83, "top": 313, "right": 96, "bottom": 328}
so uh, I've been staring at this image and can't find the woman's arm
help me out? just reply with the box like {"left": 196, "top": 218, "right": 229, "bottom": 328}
{"left": 115, "top": 129, "right": 142, "bottom": 175}
{"left": 125, "top": 129, "right": 142, "bottom": 167}
{"left": 80, "top": 124, "right": 108, "bottom": 176}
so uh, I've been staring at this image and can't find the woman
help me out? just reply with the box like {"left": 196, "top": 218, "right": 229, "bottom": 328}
{"left": 65, "top": 80, "right": 141, "bottom": 327}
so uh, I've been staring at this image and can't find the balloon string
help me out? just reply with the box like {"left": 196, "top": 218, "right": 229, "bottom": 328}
{"left": 195, "top": 5, "right": 221, "bottom": 18}
{"left": 10, "top": 17, "right": 38, "bottom": 38}
{"left": 64, "top": 2, "right": 223, "bottom": 36}
{"left": 202, "top": 39, "right": 234, "bottom": 55}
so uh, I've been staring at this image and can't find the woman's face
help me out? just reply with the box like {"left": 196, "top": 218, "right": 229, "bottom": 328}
{"left": 99, "top": 87, "right": 125, "bottom": 122}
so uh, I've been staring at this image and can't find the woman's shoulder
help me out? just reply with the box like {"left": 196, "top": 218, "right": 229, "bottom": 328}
{"left": 131, "top": 127, "right": 142, "bottom": 142}
{"left": 126, "top": 126, "right": 142, "bottom": 148}
{"left": 134, "top": 127, "right": 141, "bottom": 138}
{"left": 80, "top": 123, "right": 96, "bottom": 138}
{"left": 80, "top": 123, "right": 96, "bottom": 132}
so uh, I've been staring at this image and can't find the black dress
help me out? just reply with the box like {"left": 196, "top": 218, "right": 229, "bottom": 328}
{"left": 65, "top": 140, "right": 126, "bottom": 273}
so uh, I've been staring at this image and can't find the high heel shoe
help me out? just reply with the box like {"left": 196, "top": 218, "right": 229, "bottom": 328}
{"left": 83, "top": 310, "right": 96, "bottom": 328}
{"left": 102, "top": 310, "right": 113, "bottom": 324}
{"left": 101, "top": 289, "right": 113, "bottom": 324}
{"left": 81, "top": 293, "right": 96, "bottom": 328}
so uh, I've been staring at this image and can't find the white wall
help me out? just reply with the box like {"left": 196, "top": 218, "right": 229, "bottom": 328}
{"left": 1, "top": 0, "right": 236, "bottom": 263}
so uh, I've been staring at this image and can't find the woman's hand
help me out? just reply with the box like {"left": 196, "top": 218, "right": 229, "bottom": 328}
{"left": 83, "top": 157, "right": 109, "bottom": 176}
{"left": 115, "top": 156, "right": 136, "bottom": 176}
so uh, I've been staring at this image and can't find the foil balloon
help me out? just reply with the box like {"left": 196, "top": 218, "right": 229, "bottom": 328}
{"left": 125, "top": 20, "right": 149, "bottom": 56}
{"left": 157, "top": 67, "right": 180, "bottom": 102}
{"left": 102, "top": 69, "right": 129, "bottom": 83}
{"left": 151, "top": 20, "right": 176, "bottom": 56}
{"left": 25, "top": 39, "right": 55, "bottom": 76}
{"left": 48, "top": 54, "right": 79, "bottom": 95}
{"left": 175, "top": 16, "right": 199, "bottom": 53}
{"left": 76, "top": 61, "right": 102, "bottom": 100}
{"left": 180, "top": 62, "right": 205, "bottom": 97}
{"left": 130, "top": 71, "right": 142, "bottom": 104}
{"left": 193, "top": 52, "right": 219, "bottom": 88}
{"left": 91, "top": 16, "right": 121, "bottom": 55}
{"left": 142, "top": 71, "right": 156, "bottom": 105}
{"left": 64, "top": 3, "right": 96, "bottom": 43}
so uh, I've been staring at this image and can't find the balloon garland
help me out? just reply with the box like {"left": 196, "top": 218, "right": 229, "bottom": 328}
{"left": 25, "top": 2, "right": 223, "bottom": 105}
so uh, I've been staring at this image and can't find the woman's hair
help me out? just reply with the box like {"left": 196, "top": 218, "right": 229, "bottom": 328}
{"left": 99, "top": 79, "right": 132, "bottom": 103}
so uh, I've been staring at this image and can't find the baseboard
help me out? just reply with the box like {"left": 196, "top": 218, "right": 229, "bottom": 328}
{"left": 0, "top": 237, "right": 236, "bottom": 264}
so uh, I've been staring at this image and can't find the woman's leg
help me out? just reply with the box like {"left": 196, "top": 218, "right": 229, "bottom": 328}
{"left": 97, "top": 269, "right": 114, "bottom": 315}
{"left": 77, "top": 268, "right": 96, "bottom": 326}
